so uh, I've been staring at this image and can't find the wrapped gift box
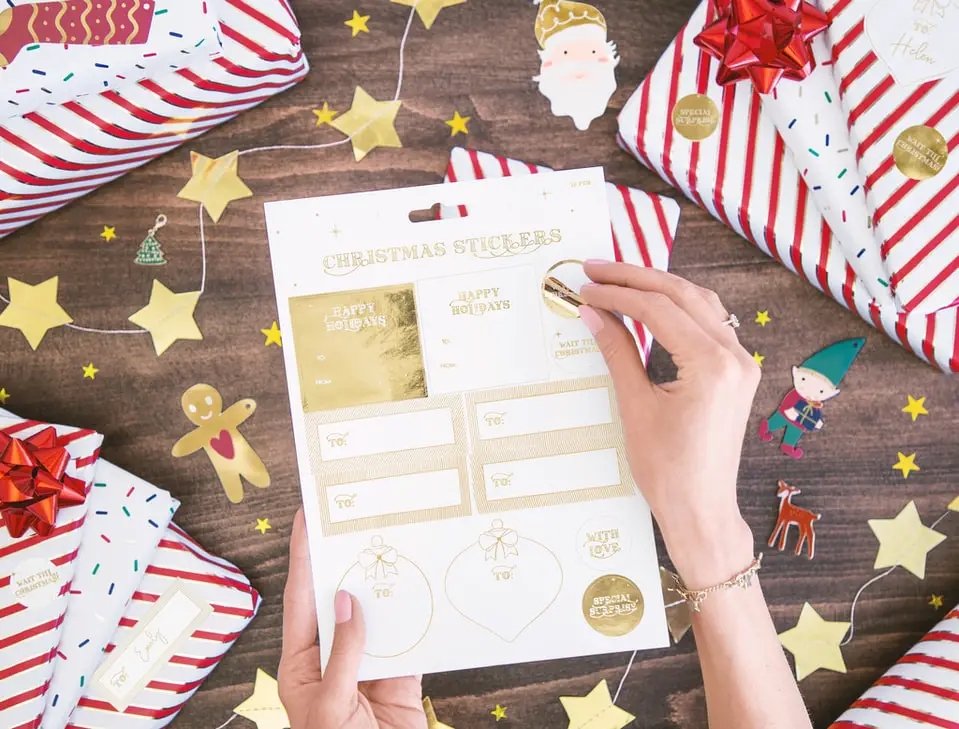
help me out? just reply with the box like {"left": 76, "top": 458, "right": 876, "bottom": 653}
{"left": 617, "top": 0, "right": 958, "bottom": 372}
{"left": 0, "top": 0, "right": 308, "bottom": 239}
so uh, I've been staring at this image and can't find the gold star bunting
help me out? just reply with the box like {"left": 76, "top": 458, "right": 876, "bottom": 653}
{"left": 391, "top": 0, "right": 466, "bottom": 29}
{"left": 100, "top": 225, "right": 117, "bottom": 242}
{"left": 262, "top": 321, "right": 282, "bottom": 347}
{"left": 893, "top": 452, "right": 920, "bottom": 479}
{"left": 332, "top": 86, "right": 402, "bottom": 162}
{"left": 490, "top": 705, "right": 507, "bottom": 721}
{"left": 313, "top": 102, "right": 338, "bottom": 126}
{"left": 755, "top": 310, "right": 771, "bottom": 326}
{"left": 177, "top": 150, "right": 253, "bottom": 223}
{"left": 0, "top": 388, "right": 8, "bottom": 405}
{"left": 560, "top": 680, "right": 634, "bottom": 729}
{"left": 344, "top": 10, "right": 370, "bottom": 36}
{"left": 128, "top": 280, "right": 203, "bottom": 356}
{"left": 0, "top": 276, "right": 73, "bottom": 350}
{"left": 778, "top": 603, "right": 850, "bottom": 681}
{"left": 661, "top": 567, "right": 693, "bottom": 644}
{"left": 902, "top": 395, "right": 928, "bottom": 421}
{"left": 255, "top": 518, "right": 272, "bottom": 535}
{"left": 446, "top": 111, "right": 471, "bottom": 136}
{"left": 930, "top": 594, "right": 944, "bottom": 609}
{"left": 423, "top": 697, "right": 455, "bottom": 729}
{"left": 82, "top": 363, "right": 99, "bottom": 380}
{"left": 868, "top": 501, "right": 945, "bottom": 579}
{"left": 234, "top": 669, "right": 290, "bottom": 729}
{"left": 752, "top": 352, "right": 765, "bottom": 367}
{"left": 950, "top": 496, "right": 959, "bottom": 512}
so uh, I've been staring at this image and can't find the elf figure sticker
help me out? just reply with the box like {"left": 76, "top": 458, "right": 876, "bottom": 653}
{"left": 758, "top": 339, "right": 865, "bottom": 459}
{"left": 533, "top": 0, "right": 620, "bottom": 131}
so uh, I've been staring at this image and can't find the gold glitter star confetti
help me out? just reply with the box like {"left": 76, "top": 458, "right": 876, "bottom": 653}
{"left": 261, "top": 321, "right": 282, "bottom": 347}
{"left": 0, "top": 388, "right": 9, "bottom": 405}
{"left": 313, "top": 102, "right": 338, "bottom": 126}
{"left": 100, "top": 225, "right": 117, "bottom": 242}
{"left": 82, "top": 363, "right": 99, "bottom": 380}
{"left": 778, "top": 603, "right": 849, "bottom": 681}
{"left": 560, "top": 680, "right": 634, "bottom": 729}
{"left": 753, "top": 352, "right": 765, "bottom": 367}
{"left": 893, "top": 452, "right": 920, "bottom": 479}
{"left": 177, "top": 150, "right": 253, "bottom": 223}
{"left": 902, "top": 395, "right": 928, "bottom": 422}
{"left": 128, "top": 280, "right": 203, "bottom": 356}
{"left": 233, "top": 669, "right": 290, "bottom": 729}
{"left": 332, "top": 86, "right": 402, "bottom": 162}
{"left": 490, "top": 705, "right": 507, "bottom": 721}
{"left": 423, "top": 697, "right": 455, "bottom": 729}
{"left": 930, "top": 594, "right": 944, "bottom": 609}
{"left": 0, "top": 276, "right": 73, "bottom": 350}
{"left": 255, "top": 518, "right": 272, "bottom": 535}
{"left": 446, "top": 111, "right": 471, "bottom": 136}
{"left": 391, "top": 0, "right": 465, "bottom": 29}
{"left": 344, "top": 9, "right": 370, "bottom": 36}
{"left": 755, "top": 310, "right": 771, "bottom": 326}
{"left": 868, "top": 501, "right": 945, "bottom": 579}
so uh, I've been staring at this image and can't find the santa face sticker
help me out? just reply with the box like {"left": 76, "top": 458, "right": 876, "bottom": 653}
{"left": 533, "top": 0, "right": 620, "bottom": 131}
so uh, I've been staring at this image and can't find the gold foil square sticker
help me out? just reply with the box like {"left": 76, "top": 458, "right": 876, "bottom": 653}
{"left": 289, "top": 284, "right": 427, "bottom": 412}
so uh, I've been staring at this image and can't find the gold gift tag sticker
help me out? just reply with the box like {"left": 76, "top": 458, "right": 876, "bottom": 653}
{"left": 582, "top": 574, "right": 644, "bottom": 636}
{"left": 542, "top": 259, "right": 586, "bottom": 319}
{"left": 672, "top": 93, "right": 720, "bottom": 141}
{"left": 894, "top": 125, "right": 948, "bottom": 180}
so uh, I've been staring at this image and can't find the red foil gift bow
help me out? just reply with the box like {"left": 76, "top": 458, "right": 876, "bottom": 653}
{"left": 694, "top": 0, "right": 830, "bottom": 94}
{"left": 0, "top": 427, "right": 85, "bottom": 538}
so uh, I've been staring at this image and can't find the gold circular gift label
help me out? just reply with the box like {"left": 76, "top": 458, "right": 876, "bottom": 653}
{"left": 542, "top": 259, "right": 586, "bottom": 319}
{"left": 672, "top": 93, "right": 720, "bottom": 141}
{"left": 894, "top": 125, "right": 948, "bottom": 181}
{"left": 582, "top": 574, "right": 644, "bottom": 636}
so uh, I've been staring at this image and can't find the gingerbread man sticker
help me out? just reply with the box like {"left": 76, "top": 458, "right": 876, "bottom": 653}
{"left": 172, "top": 384, "right": 270, "bottom": 503}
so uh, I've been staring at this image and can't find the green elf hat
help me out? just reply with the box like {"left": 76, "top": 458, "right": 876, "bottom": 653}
{"left": 798, "top": 338, "right": 866, "bottom": 387}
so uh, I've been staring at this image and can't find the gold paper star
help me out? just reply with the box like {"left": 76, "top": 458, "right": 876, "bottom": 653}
{"left": 0, "top": 276, "right": 73, "bottom": 350}
{"left": 100, "top": 225, "right": 117, "bottom": 242}
{"left": 344, "top": 10, "right": 370, "bottom": 36}
{"left": 391, "top": 0, "right": 466, "bottom": 29}
{"left": 778, "top": 603, "right": 849, "bottom": 681}
{"left": 752, "top": 352, "right": 765, "bottom": 367}
{"left": 82, "top": 363, "right": 99, "bottom": 380}
{"left": 255, "top": 518, "right": 272, "bottom": 535}
{"left": 755, "top": 310, "right": 771, "bottom": 327}
{"left": 0, "top": 388, "right": 9, "bottom": 405}
{"left": 262, "top": 321, "right": 282, "bottom": 347}
{"left": 950, "top": 496, "right": 959, "bottom": 512}
{"left": 661, "top": 567, "right": 692, "bottom": 644}
{"left": 893, "top": 452, "right": 920, "bottom": 479}
{"left": 868, "top": 501, "right": 945, "bottom": 579}
{"left": 930, "top": 594, "right": 944, "bottom": 609}
{"left": 234, "top": 669, "right": 290, "bottom": 729}
{"left": 902, "top": 395, "right": 928, "bottom": 421}
{"left": 446, "top": 111, "right": 471, "bottom": 136}
{"left": 332, "top": 86, "right": 402, "bottom": 162}
{"left": 313, "top": 102, "right": 338, "bottom": 126}
{"left": 177, "top": 150, "right": 253, "bottom": 223}
{"left": 560, "top": 680, "right": 634, "bottom": 729}
{"left": 128, "top": 280, "right": 203, "bottom": 356}
{"left": 490, "top": 705, "right": 507, "bottom": 721}
{"left": 423, "top": 697, "right": 455, "bottom": 729}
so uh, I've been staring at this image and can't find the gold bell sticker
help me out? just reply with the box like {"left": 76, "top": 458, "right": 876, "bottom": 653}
{"left": 542, "top": 259, "right": 587, "bottom": 318}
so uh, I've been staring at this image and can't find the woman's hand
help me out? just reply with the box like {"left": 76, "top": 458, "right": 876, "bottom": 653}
{"left": 278, "top": 511, "right": 426, "bottom": 729}
{"left": 579, "top": 262, "right": 760, "bottom": 588}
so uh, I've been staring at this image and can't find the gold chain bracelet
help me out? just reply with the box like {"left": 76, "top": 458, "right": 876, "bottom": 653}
{"left": 673, "top": 553, "right": 763, "bottom": 612}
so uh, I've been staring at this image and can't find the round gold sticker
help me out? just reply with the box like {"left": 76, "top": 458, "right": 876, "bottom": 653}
{"left": 582, "top": 574, "right": 644, "bottom": 636}
{"left": 894, "top": 125, "right": 948, "bottom": 180}
{"left": 672, "top": 94, "right": 720, "bottom": 141}
{"left": 542, "top": 259, "right": 586, "bottom": 319}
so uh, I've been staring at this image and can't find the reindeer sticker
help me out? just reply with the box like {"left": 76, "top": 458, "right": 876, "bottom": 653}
{"left": 769, "top": 480, "right": 821, "bottom": 560}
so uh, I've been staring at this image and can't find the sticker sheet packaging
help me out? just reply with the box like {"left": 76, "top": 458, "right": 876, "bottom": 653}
{"left": 829, "top": 603, "right": 959, "bottom": 728}
{"left": 0, "top": 0, "right": 309, "bottom": 240}
{"left": 617, "top": 0, "right": 959, "bottom": 372}
{"left": 823, "top": 0, "right": 959, "bottom": 315}
{"left": 0, "top": 416, "right": 103, "bottom": 729}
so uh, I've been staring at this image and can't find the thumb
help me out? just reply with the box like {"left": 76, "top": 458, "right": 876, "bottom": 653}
{"left": 579, "top": 305, "right": 652, "bottom": 401}
{"left": 324, "top": 591, "right": 366, "bottom": 698}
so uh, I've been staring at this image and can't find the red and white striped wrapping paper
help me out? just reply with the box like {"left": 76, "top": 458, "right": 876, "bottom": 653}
{"left": 64, "top": 522, "right": 261, "bottom": 729}
{"left": 829, "top": 604, "right": 959, "bottom": 728}
{"left": 616, "top": 0, "right": 959, "bottom": 372}
{"left": 0, "top": 0, "right": 309, "bottom": 240}
{"left": 442, "top": 146, "right": 680, "bottom": 364}
{"left": 0, "top": 417, "right": 102, "bottom": 729}
{"left": 823, "top": 0, "right": 959, "bottom": 315}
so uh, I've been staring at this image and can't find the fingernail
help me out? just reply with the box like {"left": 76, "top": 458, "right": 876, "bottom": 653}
{"left": 334, "top": 590, "right": 352, "bottom": 624}
{"left": 579, "top": 306, "right": 604, "bottom": 334}
{"left": 584, "top": 258, "right": 611, "bottom": 265}
{"left": 580, "top": 281, "right": 599, "bottom": 291}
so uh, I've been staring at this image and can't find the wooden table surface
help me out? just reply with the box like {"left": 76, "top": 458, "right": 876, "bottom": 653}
{"left": 2, "top": 1, "right": 957, "bottom": 727}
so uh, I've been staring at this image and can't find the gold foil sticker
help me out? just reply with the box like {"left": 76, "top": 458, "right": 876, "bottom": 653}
{"left": 672, "top": 94, "right": 720, "bottom": 141}
{"left": 894, "top": 125, "right": 948, "bottom": 180}
{"left": 289, "top": 284, "right": 427, "bottom": 412}
{"left": 542, "top": 259, "right": 586, "bottom": 318}
{"left": 582, "top": 574, "right": 644, "bottom": 636}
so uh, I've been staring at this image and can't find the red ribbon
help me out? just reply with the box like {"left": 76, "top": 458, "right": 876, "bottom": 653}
{"left": 0, "top": 427, "right": 86, "bottom": 539}
{"left": 694, "top": 0, "right": 830, "bottom": 94}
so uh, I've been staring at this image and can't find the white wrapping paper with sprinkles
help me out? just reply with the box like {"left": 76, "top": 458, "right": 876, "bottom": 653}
{"left": 616, "top": 0, "right": 959, "bottom": 372}
{"left": 0, "top": 415, "right": 102, "bottom": 729}
{"left": 42, "top": 461, "right": 179, "bottom": 729}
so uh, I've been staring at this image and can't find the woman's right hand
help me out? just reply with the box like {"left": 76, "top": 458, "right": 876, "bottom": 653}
{"left": 579, "top": 261, "right": 760, "bottom": 588}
